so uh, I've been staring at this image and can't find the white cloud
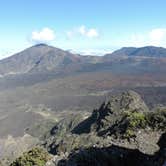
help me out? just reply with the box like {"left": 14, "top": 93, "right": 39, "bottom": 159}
{"left": 117, "top": 28, "right": 166, "bottom": 47}
{"left": 78, "top": 26, "right": 86, "bottom": 35}
{"left": 31, "top": 28, "right": 55, "bottom": 43}
{"left": 86, "top": 28, "right": 99, "bottom": 38}
{"left": 67, "top": 25, "right": 99, "bottom": 39}
{"left": 149, "top": 28, "right": 166, "bottom": 45}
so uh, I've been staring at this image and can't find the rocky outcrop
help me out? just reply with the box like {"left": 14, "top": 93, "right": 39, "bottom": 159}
{"left": 48, "top": 91, "right": 166, "bottom": 166}
{"left": 57, "top": 131, "right": 166, "bottom": 166}
{"left": 72, "top": 90, "right": 149, "bottom": 137}
{"left": 6, "top": 91, "right": 166, "bottom": 166}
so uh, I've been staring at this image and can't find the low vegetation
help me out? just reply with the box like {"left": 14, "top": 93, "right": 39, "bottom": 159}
{"left": 146, "top": 109, "right": 166, "bottom": 130}
{"left": 123, "top": 109, "right": 166, "bottom": 139}
{"left": 123, "top": 111, "right": 147, "bottom": 138}
{"left": 10, "top": 147, "right": 51, "bottom": 166}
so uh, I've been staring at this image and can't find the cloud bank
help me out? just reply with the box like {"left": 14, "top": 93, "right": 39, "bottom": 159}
{"left": 28, "top": 26, "right": 166, "bottom": 50}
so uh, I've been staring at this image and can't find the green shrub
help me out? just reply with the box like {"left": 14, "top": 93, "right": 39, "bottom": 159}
{"left": 124, "top": 129, "right": 135, "bottom": 139}
{"left": 146, "top": 109, "right": 166, "bottom": 130}
{"left": 125, "top": 111, "right": 146, "bottom": 129}
{"left": 122, "top": 111, "right": 147, "bottom": 139}
{"left": 10, "top": 147, "right": 51, "bottom": 166}
{"left": 123, "top": 109, "right": 166, "bottom": 139}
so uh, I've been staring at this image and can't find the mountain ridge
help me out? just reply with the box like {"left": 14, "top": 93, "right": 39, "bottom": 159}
{"left": 0, "top": 45, "right": 166, "bottom": 76}
{"left": 105, "top": 46, "right": 166, "bottom": 58}
{"left": 0, "top": 44, "right": 166, "bottom": 92}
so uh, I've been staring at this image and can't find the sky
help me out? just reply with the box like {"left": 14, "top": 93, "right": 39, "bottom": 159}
{"left": 0, "top": 0, "right": 166, "bottom": 58}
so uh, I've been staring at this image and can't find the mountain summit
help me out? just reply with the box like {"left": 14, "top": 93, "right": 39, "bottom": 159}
{"left": 0, "top": 44, "right": 86, "bottom": 75}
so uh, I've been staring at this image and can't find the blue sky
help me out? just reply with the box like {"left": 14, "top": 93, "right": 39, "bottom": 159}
{"left": 0, "top": 0, "right": 166, "bottom": 58}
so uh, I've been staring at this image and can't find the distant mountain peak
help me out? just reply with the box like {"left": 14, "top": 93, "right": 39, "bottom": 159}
{"left": 0, "top": 44, "right": 95, "bottom": 75}
{"left": 34, "top": 43, "right": 49, "bottom": 47}
{"left": 104, "top": 46, "right": 166, "bottom": 58}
